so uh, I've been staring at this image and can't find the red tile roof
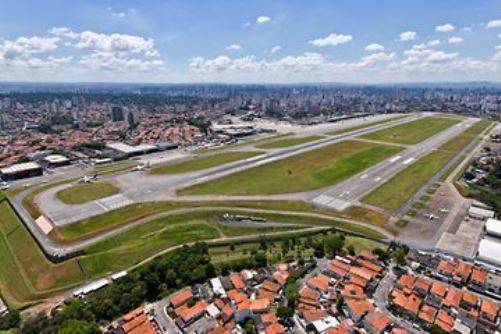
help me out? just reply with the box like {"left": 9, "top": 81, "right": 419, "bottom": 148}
{"left": 430, "top": 281, "right": 448, "bottom": 298}
{"left": 263, "top": 280, "right": 281, "bottom": 293}
{"left": 265, "top": 322, "right": 285, "bottom": 334}
{"left": 397, "top": 274, "right": 415, "bottom": 289}
{"left": 346, "top": 298, "right": 375, "bottom": 317}
{"left": 418, "top": 305, "right": 437, "bottom": 324}
{"left": 306, "top": 274, "right": 330, "bottom": 292}
{"left": 443, "top": 288, "right": 462, "bottom": 309}
{"left": 349, "top": 266, "right": 377, "bottom": 281}
{"left": 437, "top": 261, "right": 455, "bottom": 276}
{"left": 364, "top": 311, "right": 392, "bottom": 332}
{"left": 250, "top": 298, "right": 270, "bottom": 313}
{"left": 178, "top": 301, "right": 208, "bottom": 323}
{"left": 261, "top": 313, "right": 278, "bottom": 325}
{"left": 359, "top": 250, "right": 378, "bottom": 261}
{"left": 303, "top": 309, "right": 328, "bottom": 323}
{"left": 170, "top": 289, "right": 193, "bottom": 308}
{"left": 435, "top": 310, "right": 454, "bottom": 333}
{"left": 342, "top": 284, "right": 365, "bottom": 299}
{"left": 229, "top": 274, "right": 245, "bottom": 290}
{"left": 470, "top": 268, "right": 487, "bottom": 285}
{"left": 480, "top": 299, "right": 499, "bottom": 321}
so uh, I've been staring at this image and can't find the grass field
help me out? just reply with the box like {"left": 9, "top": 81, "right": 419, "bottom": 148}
{"left": 359, "top": 116, "right": 460, "bottom": 145}
{"left": 56, "top": 182, "right": 120, "bottom": 205}
{"left": 150, "top": 151, "right": 263, "bottom": 175}
{"left": 362, "top": 119, "right": 492, "bottom": 211}
{"left": 179, "top": 140, "right": 402, "bottom": 195}
{"left": 255, "top": 136, "right": 324, "bottom": 149}
{"left": 78, "top": 209, "right": 385, "bottom": 277}
{"left": 326, "top": 115, "right": 409, "bottom": 136}
{"left": 0, "top": 200, "right": 85, "bottom": 308}
{"left": 54, "top": 199, "right": 389, "bottom": 243}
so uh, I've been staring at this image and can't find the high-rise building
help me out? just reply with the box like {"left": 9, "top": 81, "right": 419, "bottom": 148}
{"left": 111, "top": 106, "right": 125, "bottom": 122}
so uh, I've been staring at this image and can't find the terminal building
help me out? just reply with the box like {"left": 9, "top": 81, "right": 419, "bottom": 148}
{"left": 43, "top": 154, "right": 70, "bottom": 168}
{"left": 106, "top": 142, "right": 158, "bottom": 157}
{"left": 0, "top": 162, "right": 43, "bottom": 180}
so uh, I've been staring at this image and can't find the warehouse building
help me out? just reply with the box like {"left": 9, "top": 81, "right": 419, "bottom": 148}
{"left": 106, "top": 142, "right": 158, "bottom": 157}
{"left": 468, "top": 206, "right": 495, "bottom": 220}
{"left": 485, "top": 218, "right": 501, "bottom": 238}
{"left": 0, "top": 162, "right": 43, "bottom": 180}
{"left": 43, "top": 154, "right": 70, "bottom": 168}
{"left": 477, "top": 237, "right": 501, "bottom": 266}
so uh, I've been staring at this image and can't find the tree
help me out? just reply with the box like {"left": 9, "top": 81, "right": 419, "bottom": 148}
{"left": 58, "top": 319, "right": 100, "bottom": 334}
{"left": 324, "top": 234, "right": 344, "bottom": 257}
{"left": 276, "top": 306, "right": 295, "bottom": 320}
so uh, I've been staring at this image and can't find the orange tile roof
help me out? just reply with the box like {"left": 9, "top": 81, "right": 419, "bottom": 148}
{"left": 462, "top": 291, "right": 478, "bottom": 306}
{"left": 257, "top": 288, "right": 277, "bottom": 302}
{"left": 237, "top": 300, "right": 252, "bottom": 312}
{"left": 480, "top": 299, "right": 499, "bottom": 319}
{"left": 430, "top": 281, "right": 448, "bottom": 298}
{"left": 349, "top": 266, "right": 376, "bottom": 281}
{"left": 129, "top": 320, "right": 156, "bottom": 334}
{"left": 229, "top": 274, "right": 245, "bottom": 290}
{"left": 303, "top": 309, "right": 328, "bottom": 323}
{"left": 306, "top": 274, "right": 330, "bottom": 292}
{"left": 227, "top": 289, "right": 247, "bottom": 303}
{"left": 454, "top": 262, "right": 473, "bottom": 278}
{"left": 265, "top": 322, "right": 285, "bottom": 334}
{"left": 327, "top": 262, "right": 349, "bottom": 278}
{"left": 272, "top": 271, "right": 289, "bottom": 286}
{"left": 250, "top": 298, "right": 270, "bottom": 313}
{"left": 418, "top": 305, "right": 437, "bottom": 324}
{"left": 350, "top": 275, "right": 369, "bottom": 288}
{"left": 470, "top": 268, "right": 487, "bottom": 284}
{"left": 359, "top": 260, "right": 383, "bottom": 273}
{"left": 122, "top": 307, "right": 144, "bottom": 322}
{"left": 261, "top": 313, "right": 278, "bottom": 325}
{"left": 397, "top": 274, "right": 415, "bottom": 289}
{"left": 222, "top": 304, "right": 233, "bottom": 318}
{"left": 263, "top": 280, "right": 281, "bottom": 293}
{"left": 443, "top": 288, "right": 462, "bottom": 308}
{"left": 299, "top": 287, "right": 320, "bottom": 301}
{"left": 365, "top": 311, "right": 392, "bottom": 332}
{"left": 435, "top": 310, "right": 454, "bottom": 333}
{"left": 342, "top": 284, "right": 365, "bottom": 299}
{"left": 170, "top": 289, "right": 193, "bottom": 308}
{"left": 325, "top": 324, "right": 349, "bottom": 334}
{"left": 391, "top": 289, "right": 408, "bottom": 309}
{"left": 437, "top": 261, "right": 455, "bottom": 275}
{"left": 346, "top": 298, "right": 375, "bottom": 316}
{"left": 178, "top": 301, "right": 208, "bottom": 323}
{"left": 359, "top": 250, "right": 378, "bottom": 261}
{"left": 413, "top": 278, "right": 431, "bottom": 293}
{"left": 404, "top": 294, "right": 422, "bottom": 316}
{"left": 330, "top": 260, "right": 351, "bottom": 272}
{"left": 391, "top": 328, "right": 409, "bottom": 334}
{"left": 122, "top": 314, "right": 148, "bottom": 333}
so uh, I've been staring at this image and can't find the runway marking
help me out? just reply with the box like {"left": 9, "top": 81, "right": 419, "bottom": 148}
{"left": 196, "top": 176, "right": 209, "bottom": 182}
{"left": 389, "top": 155, "right": 402, "bottom": 162}
{"left": 374, "top": 177, "right": 382, "bottom": 182}
{"left": 403, "top": 157, "right": 415, "bottom": 165}
{"left": 360, "top": 174, "right": 368, "bottom": 179}
{"left": 245, "top": 155, "right": 264, "bottom": 162}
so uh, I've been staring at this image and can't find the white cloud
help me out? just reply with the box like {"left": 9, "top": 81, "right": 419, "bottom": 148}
{"left": 50, "top": 27, "right": 78, "bottom": 39}
{"left": 309, "top": 33, "right": 353, "bottom": 47}
{"left": 79, "top": 51, "right": 163, "bottom": 71}
{"left": 486, "top": 19, "right": 501, "bottom": 28}
{"left": 399, "top": 31, "right": 417, "bottom": 41}
{"left": 448, "top": 36, "right": 464, "bottom": 44}
{"left": 256, "top": 16, "right": 271, "bottom": 24}
{"left": 427, "top": 40, "right": 441, "bottom": 47}
{"left": 73, "top": 31, "right": 159, "bottom": 56}
{"left": 358, "top": 52, "right": 396, "bottom": 67}
{"left": 0, "top": 36, "right": 60, "bottom": 62}
{"left": 226, "top": 44, "right": 242, "bottom": 51}
{"left": 270, "top": 45, "right": 281, "bottom": 53}
{"left": 435, "top": 23, "right": 455, "bottom": 32}
{"left": 365, "top": 43, "right": 385, "bottom": 52}
{"left": 498, "top": 33, "right": 501, "bottom": 39}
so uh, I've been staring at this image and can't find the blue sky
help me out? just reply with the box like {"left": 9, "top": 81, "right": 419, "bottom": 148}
{"left": 0, "top": 0, "right": 500, "bottom": 83}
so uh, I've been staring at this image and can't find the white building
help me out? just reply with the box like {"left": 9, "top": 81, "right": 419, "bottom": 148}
{"left": 477, "top": 237, "right": 501, "bottom": 266}
{"left": 485, "top": 218, "right": 501, "bottom": 238}
{"left": 468, "top": 206, "right": 495, "bottom": 220}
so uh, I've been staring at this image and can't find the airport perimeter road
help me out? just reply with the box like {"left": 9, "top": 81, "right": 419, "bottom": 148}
{"left": 32, "top": 114, "right": 424, "bottom": 226}
{"left": 309, "top": 118, "right": 479, "bottom": 211}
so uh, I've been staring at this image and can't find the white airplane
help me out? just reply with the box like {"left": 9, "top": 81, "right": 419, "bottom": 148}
{"left": 78, "top": 175, "right": 93, "bottom": 184}
{"left": 133, "top": 161, "right": 150, "bottom": 171}
{"left": 425, "top": 213, "right": 438, "bottom": 220}
{"left": 439, "top": 208, "right": 449, "bottom": 214}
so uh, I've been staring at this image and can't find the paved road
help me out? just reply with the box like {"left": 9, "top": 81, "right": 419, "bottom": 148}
{"left": 31, "top": 114, "right": 424, "bottom": 226}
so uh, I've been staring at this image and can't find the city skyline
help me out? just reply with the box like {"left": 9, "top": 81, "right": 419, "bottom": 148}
{"left": 0, "top": 0, "right": 500, "bottom": 83}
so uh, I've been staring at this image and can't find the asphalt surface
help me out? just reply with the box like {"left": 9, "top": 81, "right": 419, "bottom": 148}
{"left": 7, "top": 113, "right": 480, "bottom": 258}
{"left": 32, "top": 113, "right": 425, "bottom": 226}
{"left": 310, "top": 117, "right": 478, "bottom": 211}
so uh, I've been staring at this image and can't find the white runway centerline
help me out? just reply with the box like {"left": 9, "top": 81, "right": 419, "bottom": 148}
{"left": 402, "top": 157, "right": 415, "bottom": 165}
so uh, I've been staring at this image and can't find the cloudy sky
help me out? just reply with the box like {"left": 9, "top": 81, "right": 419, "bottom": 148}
{"left": 0, "top": 0, "right": 500, "bottom": 83}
